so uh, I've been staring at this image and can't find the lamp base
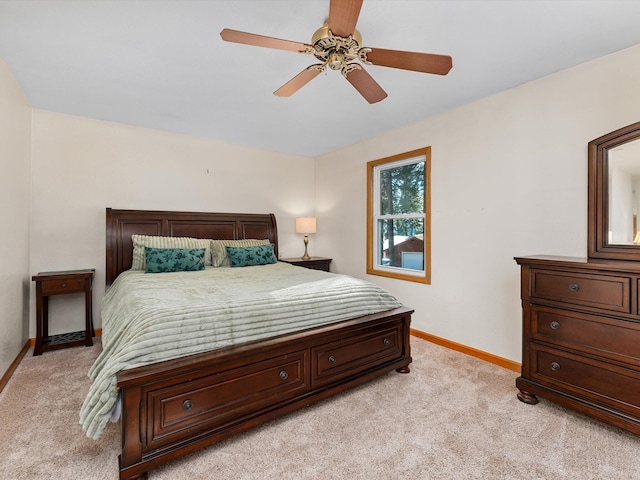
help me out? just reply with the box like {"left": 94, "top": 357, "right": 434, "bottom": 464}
{"left": 301, "top": 234, "right": 310, "bottom": 260}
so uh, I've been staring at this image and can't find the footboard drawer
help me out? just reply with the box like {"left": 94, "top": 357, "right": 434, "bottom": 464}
{"left": 145, "top": 350, "right": 308, "bottom": 451}
{"left": 311, "top": 322, "right": 402, "bottom": 387}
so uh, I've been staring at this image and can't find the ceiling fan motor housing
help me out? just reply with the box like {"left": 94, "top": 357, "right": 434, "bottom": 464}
{"left": 311, "top": 24, "right": 363, "bottom": 71}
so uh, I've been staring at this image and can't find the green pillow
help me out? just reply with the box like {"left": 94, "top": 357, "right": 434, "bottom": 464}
{"left": 144, "top": 247, "right": 206, "bottom": 273}
{"left": 225, "top": 244, "right": 277, "bottom": 267}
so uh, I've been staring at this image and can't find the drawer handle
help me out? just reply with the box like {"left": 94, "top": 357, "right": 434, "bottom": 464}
{"left": 61, "top": 283, "right": 67, "bottom": 288}
{"left": 182, "top": 399, "right": 193, "bottom": 411}
{"left": 550, "top": 362, "right": 561, "bottom": 372}
{"left": 328, "top": 355, "right": 337, "bottom": 364}
{"left": 568, "top": 283, "right": 580, "bottom": 292}
{"left": 550, "top": 321, "right": 560, "bottom": 330}
{"left": 383, "top": 338, "right": 390, "bottom": 345}
{"left": 279, "top": 370, "right": 288, "bottom": 380}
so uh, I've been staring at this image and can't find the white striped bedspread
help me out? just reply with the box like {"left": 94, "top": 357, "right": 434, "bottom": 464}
{"left": 80, "top": 262, "right": 402, "bottom": 439}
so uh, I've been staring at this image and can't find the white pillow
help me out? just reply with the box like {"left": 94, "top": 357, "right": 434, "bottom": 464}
{"left": 210, "top": 239, "right": 271, "bottom": 267}
{"left": 131, "top": 235, "right": 212, "bottom": 270}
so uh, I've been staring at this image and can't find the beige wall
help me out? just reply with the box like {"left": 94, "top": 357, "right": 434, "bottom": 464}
{"left": 0, "top": 58, "right": 31, "bottom": 376}
{"left": 315, "top": 45, "right": 640, "bottom": 363}
{"left": 4, "top": 44, "right": 640, "bottom": 376}
{"left": 29, "top": 112, "right": 315, "bottom": 336}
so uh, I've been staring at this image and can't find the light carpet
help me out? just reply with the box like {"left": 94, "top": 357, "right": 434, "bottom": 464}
{"left": 1, "top": 337, "right": 639, "bottom": 479}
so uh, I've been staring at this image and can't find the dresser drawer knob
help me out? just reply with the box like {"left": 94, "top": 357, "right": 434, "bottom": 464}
{"left": 550, "top": 362, "right": 561, "bottom": 372}
{"left": 182, "top": 399, "right": 193, "bottom": 411}
{"left": 328, "top": 355, "right": 337, "bottom": 364}
{"left": 550, "top": 321, "right": 560, "bottom": 330}
{"left": 279, "top": 370, "right": 288, "bottom": 380}
{"left": 568, "top": 283, "right": 580, "bottom": 292}
{"left": 383, "top": 338, "right": 390, "bottom": 345}
{"left": 61, "top": 283, "right": 67, "bottom": 288}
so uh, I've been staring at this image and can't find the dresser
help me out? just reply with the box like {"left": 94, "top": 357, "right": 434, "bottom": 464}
{"left": 515, "top": 255, "right": 640, "bottom": 434}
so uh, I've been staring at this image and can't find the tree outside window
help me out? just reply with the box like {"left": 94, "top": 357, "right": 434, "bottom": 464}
{"left": 367, "top": 147, "right": 431, "bottom": 284}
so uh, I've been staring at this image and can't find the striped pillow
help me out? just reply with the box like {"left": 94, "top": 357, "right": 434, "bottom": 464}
{"left": 131, "top": 235, "right": 212, "bottom": 270}
{"left": 210, "top": 239, "right": 271, "bottom": 267}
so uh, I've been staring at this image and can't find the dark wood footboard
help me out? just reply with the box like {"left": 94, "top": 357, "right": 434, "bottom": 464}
{"left": 117, "top": 307, "right": 412, "bottom": 480}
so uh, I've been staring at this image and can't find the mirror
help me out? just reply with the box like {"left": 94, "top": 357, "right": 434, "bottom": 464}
{"left": 588, "top": 121, "right": 640, "bottom": 261}
{"left": 608, "top": 138, "right": 640, "bottom": 244}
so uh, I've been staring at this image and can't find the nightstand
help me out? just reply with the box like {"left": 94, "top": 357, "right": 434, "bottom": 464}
{"left": 32, "top": 269, "right": 95, "bottom": 356}
{"left": 280, "top": 257, "right": 332, "bottom": 272}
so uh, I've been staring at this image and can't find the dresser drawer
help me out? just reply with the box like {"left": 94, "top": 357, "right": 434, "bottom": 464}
{"left": 531, "top": 345, "right": 640, "bottom": 415}
{"left": 530, "top": 269, "right": 631, "bottom": 313}
{"left": 40, "top": 278, "right": 86, "bottom": 295}
{"left": 532, "top": 306, "right": 640, "bottom": 366}
{"left": 145, "top": 351, "right": 308, "bottom": 450}
{"left": 311, "top": 323, "right": 402, "bottom": 387}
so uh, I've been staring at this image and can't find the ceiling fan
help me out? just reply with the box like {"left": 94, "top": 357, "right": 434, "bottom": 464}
{"left": 220, "top": 0, "right": 452, "bottom": 104}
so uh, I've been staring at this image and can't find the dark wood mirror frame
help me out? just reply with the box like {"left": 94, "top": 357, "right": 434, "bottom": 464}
{"left": 588, "top": 121, "right": 640, "bottom": 261}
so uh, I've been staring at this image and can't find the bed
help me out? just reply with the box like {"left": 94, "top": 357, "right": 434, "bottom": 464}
{"left": 95, "top": 208, "right": 413, "bottom": 480}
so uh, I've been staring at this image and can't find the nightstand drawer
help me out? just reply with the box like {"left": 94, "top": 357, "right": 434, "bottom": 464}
{"left": 280, "top": 257, "right": 332, "bottom": 272}
{"left": 530, "top": 269, "right": 630, "bottom": 313}
{"left": 40, "top": 278, "right": 86, "bottom": 295}
{"left": 298, "top": 259, "right": 331, "bottom": 271}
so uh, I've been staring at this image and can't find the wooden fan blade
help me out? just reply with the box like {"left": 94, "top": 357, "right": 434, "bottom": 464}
{"left": 274, "top": 65, "right": 323, "bottom": 97}
{"left": 346, "top": 66, "right": 387, "bottom": 104}
{"left": 220, "top": 29, "right": 311, "bottom": 53}
{"left": 328, "top": 0, "right": 363, "bottom": 37}
{"left": 365, "top": 47, "right": 453, "bottom": 75}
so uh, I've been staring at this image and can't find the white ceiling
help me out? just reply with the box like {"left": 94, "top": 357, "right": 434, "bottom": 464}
{"left": 1, "top": 0, "right": 640, "bottom": 157}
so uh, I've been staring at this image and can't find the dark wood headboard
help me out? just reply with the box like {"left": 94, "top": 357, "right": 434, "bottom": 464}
{"left": 106, "top": 208, "right": 279, "bottom": 286}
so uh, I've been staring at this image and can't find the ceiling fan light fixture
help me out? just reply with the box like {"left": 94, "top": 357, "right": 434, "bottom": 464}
{"left": 327, "top": 51, "right": 344, "bottom": 70}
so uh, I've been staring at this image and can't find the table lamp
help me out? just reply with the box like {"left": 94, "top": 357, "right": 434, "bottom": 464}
{"left": 295, "top": 217, "right": 316, "bottom": 260}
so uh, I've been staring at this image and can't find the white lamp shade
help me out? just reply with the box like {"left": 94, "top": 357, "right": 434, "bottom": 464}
{"left": 295, "top": 217, "right": 317, "bottom": 234}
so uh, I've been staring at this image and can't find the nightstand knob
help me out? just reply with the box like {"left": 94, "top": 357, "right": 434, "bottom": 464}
{"left": 61, "top": 283, "right": 67, "bottom": 288}
{"left": 550, "top": 362, "right": 561, "bottom": 372}
{"left": 550, "top": 321, "right": 560, "bottom": 330}
{"left": 568, "top": 283, "right": 580, "bottom": 292}
{"left": 383, "top": 338, "right": 390, "bottom": 345}
{"left": 279, "top": 370, "right": 288, "bottom": 380}
{"left": 328, "top": 355, "right": 337, "bottom": 364}
{"left": 183, "top": 399, "right": 193, "bottom": 411}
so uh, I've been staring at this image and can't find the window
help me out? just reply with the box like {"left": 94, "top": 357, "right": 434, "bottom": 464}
{"left": 367, "top": 147, "right": 431, "bottom": 284}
